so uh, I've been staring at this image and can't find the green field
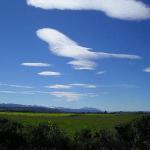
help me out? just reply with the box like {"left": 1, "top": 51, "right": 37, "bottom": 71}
{"left": 0, "top": 112, "right": 144, "bottom": 136}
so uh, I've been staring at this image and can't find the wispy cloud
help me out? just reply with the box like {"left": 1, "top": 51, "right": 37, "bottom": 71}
{"left": 0, "top": 90, "right": 35, "bottom": 95}
{"left": 70, "top": 83, "right": 97, "bottom": 88}
{"left": 49, "top": 91, "right": 104, "bottom": 101}
{"left": 46, "top": 84, "right": 72, "bottom": 89}
{"left": 0, "top": 89, "right": 102, "bottom": 101}
{"left": 37, "top": 71, "right": 62, "bottom": 76}
{"left": 68, "top": 60, "right": 96, "bottom": 70}
{"left": 98, "top": 84, "right": 138, "bottom": 88}
{"left": 0, "top": 83, "right": 33, "bottom": 89}
{"left": 27, "top": 0, "right": 150, "bottom": 21}
{"left": 21, "top": 62, "right": 51, "bottom": 67}
{"left": 50, "top": 91, "right": 81, "bottom": 101}
{"left": 97, "top": 71, "right": 106, "bottom": 75}
{"left": 45, "top": 83, "right": 137, "bottom": 89}
{"left": 143, "top": 67, "right": 150, "bottom": 73}
{"left": 36, "top": 28, "right": 141, "bottom": 70}
{"left": 45, "top": 83, "right": 97, "bottom": 89}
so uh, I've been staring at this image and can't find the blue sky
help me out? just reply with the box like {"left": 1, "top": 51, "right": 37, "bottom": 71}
{"left": 0, "top": 0, "right": 150, "bottom": 111}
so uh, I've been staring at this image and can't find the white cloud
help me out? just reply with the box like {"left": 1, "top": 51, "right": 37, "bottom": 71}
{"left": 50, "top": 91, "right": 81, "bottom": 101}
{"left": 45, "top": 83, "right": 137, "bottom": 90}
{"left": 0, "top": 90, "right": 35, "bottom": 95}
{"left": 70, "top": 83, "right": 97, "bottom": 88}
{"left": 36, "top": 28, "right": 141, "bottom": 70}
{"left": 98, "top": 84, "right": 138, "bottom": 88}
{"left": 68, "top": 60, "right": 96, "bottom": 70}
{"left": 143, "top": 67, "right": 150, "bottom": 73}
{"left": 97, "top": 71, "right": 106, "bottom": 75}
{"left": 0, "top": 89, "right": 101, "bottom": 101}
{"left": 21, "top": 62, "right": 51, "bottom": 67}
{"left": 45, "top": 83, "right": 97, "bottom": 89}
{"left": 27, "top": 0, "right": 150, "bottom": 20}
{"left": 31, "top": 91, "right": 50, "bottom": 94}
{"left": 37, "top": 71, "right": 62, "bottom": 76}
{"left": 0, "top": 83, "right": 33, "bottom": 89}
{"left": 49, "top": 91, "right": 104, "bottom": 101}
{"left": 46, "top": 84, "right": 72, "bottom": 89}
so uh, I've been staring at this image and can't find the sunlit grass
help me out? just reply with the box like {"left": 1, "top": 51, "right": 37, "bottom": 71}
{"left": 0, "top": 112, "right": 143, "bottom": 136}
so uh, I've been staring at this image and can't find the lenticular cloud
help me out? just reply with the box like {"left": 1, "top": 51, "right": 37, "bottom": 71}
{"left": 36, "top": 28, "right": 141, "bottom": 70}
{"left": 27, "top": 0, "right": 150, "bottom": 20}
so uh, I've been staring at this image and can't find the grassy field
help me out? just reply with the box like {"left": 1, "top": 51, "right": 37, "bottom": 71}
{"left": 0, "top": 112, "right": 144, "bottom": 136}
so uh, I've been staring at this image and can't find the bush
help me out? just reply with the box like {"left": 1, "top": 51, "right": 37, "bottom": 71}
{"left": 74, "top": 129, "right": 93, "bottom": 150}
{"left": 0, "top": 119, "right": 27, "bottom": 150}
{"left": 115, "top": 116, "right": 150, "bottom": 150}
{"left": 132, "top": 116, "right": 150, "bottom": 149}
{"left": 29, "top": 122, "right": 71, "bottom": 150}
{"left": 93, "top": 130, "right": 119, "bottom": 150}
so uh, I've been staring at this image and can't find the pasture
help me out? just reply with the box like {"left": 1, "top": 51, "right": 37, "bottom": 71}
{"left": 0, "top": 112, "right": 143, "bottom": 136}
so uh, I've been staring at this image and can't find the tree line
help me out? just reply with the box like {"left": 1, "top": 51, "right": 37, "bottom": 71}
{"left": 0, "top": 116, "right": 149, "bottom": 150}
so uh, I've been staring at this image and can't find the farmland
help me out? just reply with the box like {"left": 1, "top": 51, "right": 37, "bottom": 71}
{"left": 0, "top": 112, "right": 144, "bottom": 136}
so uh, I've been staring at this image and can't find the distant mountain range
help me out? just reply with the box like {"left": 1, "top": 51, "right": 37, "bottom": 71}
{"left": 0, "top": 103, "right": 102, "bottom": 113}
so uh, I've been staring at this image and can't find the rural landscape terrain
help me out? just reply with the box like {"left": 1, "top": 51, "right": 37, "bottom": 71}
{"left": 0, "top": 106, "right": 149, "bottom": 149}
{"left": 0, "top": 104, "right": 147, "bottom": 136}
{"left": 1, "top": 0, "right": 150, "bottom": 149}
{"left": 0, "top": 111, "right": 148, "bottom": 134}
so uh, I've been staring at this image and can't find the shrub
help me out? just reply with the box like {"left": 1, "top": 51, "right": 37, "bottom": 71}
{"left": 29, "top": 122, "right": 71, "bottom": 150}
{"left": 0, "top": 119, "right": 27, "bottom": 150}
{"left": 74, "top": 129, "right": 94, "bottom": 150}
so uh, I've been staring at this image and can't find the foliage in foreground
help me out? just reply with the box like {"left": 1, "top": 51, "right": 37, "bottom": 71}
{"left": 0, "top": 116, "right": 149, "bottom": 150}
